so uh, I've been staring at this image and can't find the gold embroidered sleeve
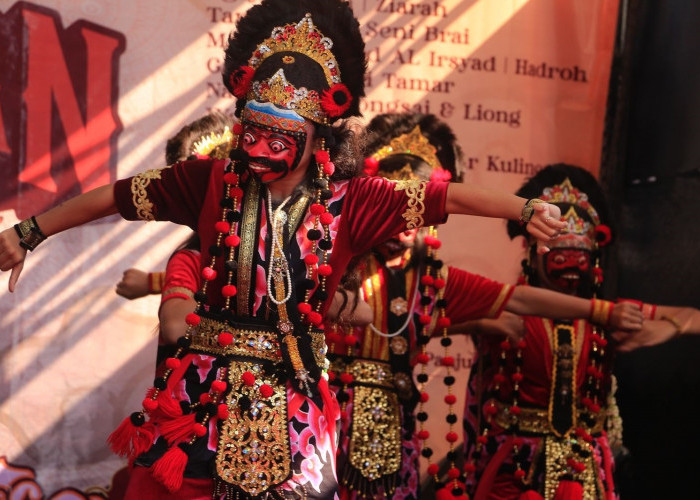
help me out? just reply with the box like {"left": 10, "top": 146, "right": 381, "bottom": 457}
{"left": 130, "top": 167, "right": 169, "bottom": 221}
{"left": 393, "top": 179, "right": 427, "bottom": 229}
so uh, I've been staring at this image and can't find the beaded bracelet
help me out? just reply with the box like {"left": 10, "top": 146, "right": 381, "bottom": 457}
{"left": 13, "top": 216, "right": 47, "bottom": 251}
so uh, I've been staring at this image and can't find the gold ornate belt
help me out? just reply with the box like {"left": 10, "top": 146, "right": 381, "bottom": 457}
{"left": 330, "top": 358, "right": 395, "bottom": 389}
{"left": 494, "top": 403, "right": 606, "bottom": 436}
{"left": 190, "top": 317, "right": 282, "bottom": 361}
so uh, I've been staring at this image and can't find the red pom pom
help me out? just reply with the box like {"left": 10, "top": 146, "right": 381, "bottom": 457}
{"left": 512, "top": 437, "right": 524, "bottom": 447}
{"left": 259, "top": 384, "right": 274, "bottom": 398}
{"left": 417, "top": 429, "right": 430, "bottom": 440}
{"left": 321, "top": 83, "right": 353, "bottom": 117}
{"left": 418, "top": 314, "right": 432, "bottom": 325}
{"left": 317, "top": 264, "right": 332, "bottom": 276}
{"left": 229, "top": 65, "right": 255, "bottom": 99}
{"left": 363, "top": 157, "right": 379, "bottom": 176}
{"left": 143, "top": 398, "right": 159, "bottom": 412}
{"left": 327, "top": 371, "right": 336, "bottom": 382}
{"left": 427, "top": 464, "right": 439, "bottom": 476}
{"left": 323, "top": 161, "right": 335, "bottom": 176}
{"left": 493, "top": 373, "right": 507, "bottom": 384}
{"left": 509, "top": 405, "right": 521, "bottom": 415}
{"left": 241, "top": 371, "right": 256, "bottom": 386}
{"left": 511, "top": 373, "right": 524, "bottom": 382}
{"left": 202, "top": 267, "right": 217, "bottom": 281}
{"left": 514, "top": 469, "right": 526, "bottom": 480}
{"left": 441, "top": 356, "right": 455, "bottom": 367}
{"left": 165, "top": 357, "right": 181, "bottom": 370}
{"left": 339, "top": 373, "right": 354, "bottom": 385}
{"left": 444, "top": 394, "right": 457, "bottom": 405}
{"left": 595, "top": 224, "right": 612, "bottom": 247}
{"left": 225, "top": 235, "right": 241, "bottom": 247}
{"left": 416, "top": 353, "right": 431, "bottom": 364}
{"left": 483, "top": 403, "right": 498, "bottom": 416}
{"left": 464, "top": 462, "right": 477, "bottom": 473}
{"left": 447, "top": 466, "right": 460, "bottom": 478}
{"left": 517, "top": 339, "right": 527, "bottom": 349}
{"left": 420, "top": 275, "right": 435, "bottom": 286}
{"left": 344, "top": 334, "right": 359, "bottom": 346}
{"left": 420, "top": 392, "right": 430, "bottom": 403}
{"left": 217, "top": 404, "right": 229, "bottom": 420}
{"left": 310, "top": 203, "right": 326, "bottom": 215}
{"left": 211, "top": 380, "right": 227, "bottom": 393}
{"left": 315, "top": 150, "right": 330, "bottom": 163}
{"left": 223, "top": 172, "right": 239, "bottom": 185}
{"left": 230, "top": 187, "right": 244, "bottom": 199}
{"left": 446, "top": 432, "right": 459, "bottom": 443}
{"left": 218, "top": 331, "right": 233, "bottom": 346}
{"left": 320, "top": 212, "right": 334, "bottom": 225}
{"left": 199, "top": 393, "right": 212, "bottom": 405}
{"left": 222, "top": 285, "right": 237, "bottom": 297}
{"left": 476, "top": 435, "right": 488, "bottom": 445}
{"left": 185, "top": 313, "right": 201, "bottom": 326}
{"left": 437, "top": 317, "right": 451, "bottom": 328}
{"left": 215, "top": 221, "right": 230, "bottom": 234}
{"left": 434, "top": 278, "right": 446, "bottom": 289}
{"left": 500, "top": 340, "right": 511, "bottom": 350}
{"left": 308, "top": 311, "right": 323, "bottom": 326}
{"left": 430, "top": 168, "right": 452, "bottom": 183}
{"left": 298, "top": 302, "right": 312, "bottom": 315}
{"left": 192, "top": 423, "right": 207, "bottom": 437}
{"left": 232, "top": 123, "right": 243, "bottom": 135}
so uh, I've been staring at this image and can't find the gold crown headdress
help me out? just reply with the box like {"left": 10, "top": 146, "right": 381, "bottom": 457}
{"left": 365, "top": 125, "right": 443, "bottom": 180}
{"left": 229, "top": 14, "right": 352, "bottom": 124}
{"left": 191, "top": 126, "right": 234, "bottom": 160}
{"left": 539, "top": 177, "right": 601, "bottom": 249}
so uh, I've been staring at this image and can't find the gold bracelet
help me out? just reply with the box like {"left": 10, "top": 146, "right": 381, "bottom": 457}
{"left": 519, "top": 198, "right": 545, "bottom": 224}
{"left": 590, "top": 298, "right": 614, "bottom": 326}
{"left": 661, "top": 315, "right": 683, "bottom": 337}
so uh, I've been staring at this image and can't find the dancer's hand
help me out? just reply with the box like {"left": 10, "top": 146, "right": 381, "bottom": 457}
{"left": 116, "top": 268, "right": 150, "bottom": 300}
{"left": 0, "top": 227, "right": 27, "bottom": 292}
{"left": 608, "top": 301, "right": 644, "bottom": 331}
{"left": 525, "top": 203, "right": 565, "bottom": 254}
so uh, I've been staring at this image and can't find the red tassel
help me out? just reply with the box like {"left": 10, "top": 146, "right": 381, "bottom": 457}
{"left": 151, "top": 445, "right": 188, "bottom": 492}
{"left": 156, "top": 391, "right": 183, "bottom": 418}
{"left": 519, "top": 491, "right": 545, "bottom": 500}
{"left": 553, "top": 480, "right": 583, "bottom": 500}
{"left": 158, "top": 413, "right": 197, "bottom": 445}
{"left": 107, "top": 414, "right": 154, "bottom": 459}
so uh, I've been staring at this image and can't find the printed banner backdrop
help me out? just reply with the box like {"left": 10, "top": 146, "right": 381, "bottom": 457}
{"left": 0, "top": 0, "right": 619, "bottom": 496}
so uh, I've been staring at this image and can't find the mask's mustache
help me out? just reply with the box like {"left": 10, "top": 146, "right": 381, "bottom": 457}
{"left": 550, "top": 267, "right": 583, "bottom": 279}
{"left": 248, "top": 156, "right": 289, "bottom": 173}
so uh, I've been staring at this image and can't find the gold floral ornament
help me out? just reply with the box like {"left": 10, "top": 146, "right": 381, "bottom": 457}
{"left": 539, "top": 178, "right": 601, "bottom": 249}
{"left": 191, "top": 126, "right": 235, "bottom": 160}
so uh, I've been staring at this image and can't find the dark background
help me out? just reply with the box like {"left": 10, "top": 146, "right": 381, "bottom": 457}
{"left": 602, "top": 1, "right": 700, "bottom": 498}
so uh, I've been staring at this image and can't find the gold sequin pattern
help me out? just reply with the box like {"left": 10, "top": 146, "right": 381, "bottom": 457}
{"left": 330, "top": 359, "right": 395, "bottom": 389}
{"left": 393, "top": 179, "right": 426, "bottom": 229}
{"left": 215, "top": 359, "right": 290, "bottom": 495}
{"left": 130, "top": 167, "right": 168, "bottom": 221}
{"left": 543, "top": 436, "right": 602, "bottom": 500}
{"left": 493, "top": 402, "right": 605, "bottom": 435}
{"left": 348, "top": 385, "right": 402, "bottom": 481}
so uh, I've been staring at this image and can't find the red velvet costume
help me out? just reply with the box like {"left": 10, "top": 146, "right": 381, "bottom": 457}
{"left": 111, "top": 158, "right": 448, "bottom": 498}
{"left": 328, "top": 254, "right": 513, "bottom": 500}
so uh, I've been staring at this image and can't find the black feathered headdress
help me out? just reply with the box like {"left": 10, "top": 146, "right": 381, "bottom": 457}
{"left": 362, "top": 113, "right": 464, "bottom": 182}
{"left": 222, "top": 0, "right": 366, "bottom": 124}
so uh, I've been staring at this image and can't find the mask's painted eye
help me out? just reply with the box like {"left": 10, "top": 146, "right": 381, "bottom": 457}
{"left": 552, "top": 254, "right": 566, "bottom": 265}
{"left": 269, "top": 140, "right": 288, "bottom": 153}
{"left": 243, "top": 132, "right": 256, "bottom": 145}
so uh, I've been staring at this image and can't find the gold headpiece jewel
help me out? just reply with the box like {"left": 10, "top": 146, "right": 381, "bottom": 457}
{"left": 191, "top": 126, "right": 234, "bottom": 160}
{"left": 539, "top": 178, "right": 600, "bottom": 226}
{"left": 540, "top": 178, "right": 600, "bottom": 250}
{"left": 370, "top": 126, "right": 441, "bottom": 171}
